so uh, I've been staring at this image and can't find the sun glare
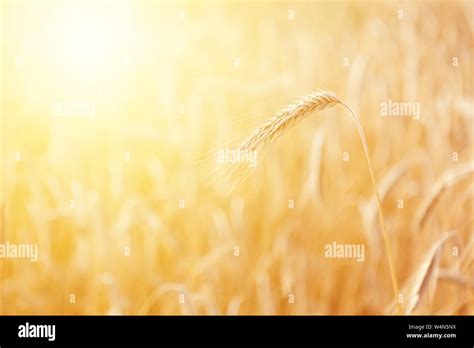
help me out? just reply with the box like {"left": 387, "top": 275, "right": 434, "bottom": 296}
{"left": 47, "top": 5, "right": 139, "bottom": 78}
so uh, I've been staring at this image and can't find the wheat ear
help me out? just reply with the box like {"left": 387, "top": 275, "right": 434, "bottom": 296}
{"left": 237, "top": 90, "right": 401, "bottom": 313}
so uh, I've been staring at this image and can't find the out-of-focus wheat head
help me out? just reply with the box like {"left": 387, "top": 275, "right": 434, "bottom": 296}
{"left": 1, "top": 1, "right": 473, "bottom": 315}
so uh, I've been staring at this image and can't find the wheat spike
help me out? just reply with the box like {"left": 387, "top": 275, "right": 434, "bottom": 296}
{"left": 229, "top": 90, "right": 402, "bottom": 313}
{"left": 240, "top": 90, "right": 339, "bottom": 155}
{"left": 219, "top": 91, "right": 340, "bottom": 189}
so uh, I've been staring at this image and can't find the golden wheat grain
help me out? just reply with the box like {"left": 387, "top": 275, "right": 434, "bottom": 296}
{"left": 219, "top": 91, "right": 339, "bottom": 189}
{"left": 235, "top": 90, "right": 401, "bottom": 312}
{"left": 240, "top": 91, "right": 339, "bottom": 155}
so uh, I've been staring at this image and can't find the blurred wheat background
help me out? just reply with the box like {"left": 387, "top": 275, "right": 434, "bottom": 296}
{"left": 1, "top": 0, "right": 473, "bottom": 315}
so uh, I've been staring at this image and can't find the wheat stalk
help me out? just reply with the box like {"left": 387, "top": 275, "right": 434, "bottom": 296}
{"left": 235, "top": 90, "right": 401, "bottom": 313}
{"left": 359, "top": 158, "right": 410, "bottom": 252}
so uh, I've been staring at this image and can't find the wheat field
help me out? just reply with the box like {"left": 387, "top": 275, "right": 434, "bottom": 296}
{"left": 1, "top": 0, "right": 473, "bottom": 315}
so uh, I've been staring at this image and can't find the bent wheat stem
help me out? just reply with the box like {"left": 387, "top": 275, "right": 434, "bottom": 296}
{"left": 338, "top": 101, "right": 401, "bottom": 314}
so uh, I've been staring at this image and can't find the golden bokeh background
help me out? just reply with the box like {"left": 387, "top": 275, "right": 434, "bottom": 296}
{"left": 1, "top": 0, "right": 473, "bottom": 314}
